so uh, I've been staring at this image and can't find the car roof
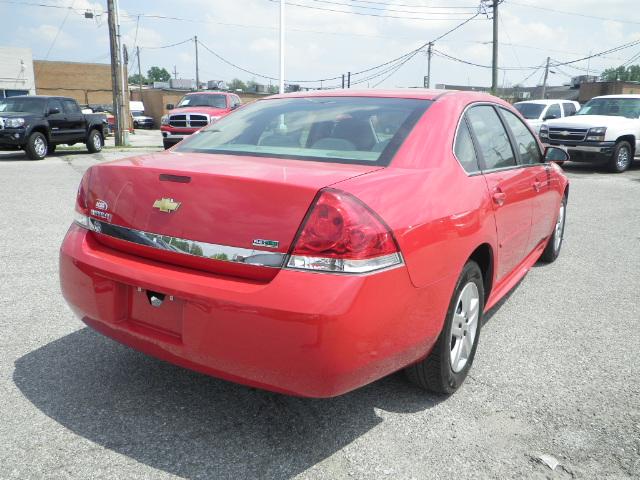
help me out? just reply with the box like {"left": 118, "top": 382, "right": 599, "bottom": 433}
{"left": 264, "top": 88, "right": 504, "bottom": 103}
{"left": 592, "top": 94, "right": 640, "bottom": 99}
{"left": 185, "top": 91, "right": 233, "bottom": 95}
{"left": 514, "top": 99, "right": 573, "bottom": 105}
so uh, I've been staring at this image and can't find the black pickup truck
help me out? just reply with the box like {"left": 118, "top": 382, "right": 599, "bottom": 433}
{"left": 0, "top": 95, "right": 106, "bottom": 160}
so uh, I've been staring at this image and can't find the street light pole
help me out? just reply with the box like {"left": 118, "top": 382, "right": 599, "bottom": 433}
{"left": 279, "top": 0, "right": 285, "bottom": 94}
{"left": 194, "top": 35, "right": 200, "bottom": 91}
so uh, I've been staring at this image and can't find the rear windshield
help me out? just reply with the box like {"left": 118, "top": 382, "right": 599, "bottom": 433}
{"left": 178, "top": 94, "right": 227, "bottom": 109}
{"left": 175, "top": 96, "right": 431, "bottom": 165}
{"left": 513, "top": 103, "right": 545, "bottom": 120}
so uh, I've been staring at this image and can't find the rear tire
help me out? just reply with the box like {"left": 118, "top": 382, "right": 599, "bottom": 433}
{"left": 608, "top": 141, "right": 632, "bottom": 173}
{"left": 540, "top": 195, "right": 567, "bottom": 263}
{"left": 25, "top": 132, "right": 48, "bottom": 160}
{"left": 406, "top": 261, "right": 484, "bottom": 394}
{"left": 87, "top": 129, "right": 103, "bottom": 153}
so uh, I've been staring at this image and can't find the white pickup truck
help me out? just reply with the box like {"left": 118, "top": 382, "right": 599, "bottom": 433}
{"left": 540, "top": 94, "right": 640, "bottom": 173}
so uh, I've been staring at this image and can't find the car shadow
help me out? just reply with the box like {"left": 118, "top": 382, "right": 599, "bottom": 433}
{"left": 0, "top": 150, "right": 90, "bottom": 162}
{"left": 561, "top": 161, "right": 640, "bottom": 175}
{"left": 14, "top": 328, "right": 443, "bottom": 480}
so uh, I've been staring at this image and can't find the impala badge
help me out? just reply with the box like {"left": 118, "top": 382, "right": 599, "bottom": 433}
{"left": 253, "top": 239, "right": 279, "bottom": 249}
{"left": 153, "top": 198, "right": 181, "bottom": 213}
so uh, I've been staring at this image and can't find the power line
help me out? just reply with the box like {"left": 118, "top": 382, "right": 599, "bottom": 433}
{"left": 319, "top": 0, "right": 483, "bottom": 9}
{"left": 507, "top": 1, "right": 640, "bottom": 26}
{"left": 266, "top": 0, "right": 484, "bottom": 21}
{"left": 139, "top": 37, "right": 194, "bottom": 50}
{"left": 303, "top": 0, "right": 480, "bottom": 15}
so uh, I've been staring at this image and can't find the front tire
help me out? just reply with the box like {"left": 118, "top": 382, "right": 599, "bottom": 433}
{"left": 540, "top": 195, "right": 567, "bottom": 263}
{"left": 25, "top": 132, "right": 48, "bottom": 160}
{"left": 608, "top": 141, "right": 632, "bottom": 173}
{"left": 86, "top": 129, "right": 103, "bottom": 153}
{"left": 406, "top": 261, "right": 484, "bottom": 394}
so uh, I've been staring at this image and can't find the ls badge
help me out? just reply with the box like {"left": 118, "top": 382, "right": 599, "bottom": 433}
{"left": 153, "top": 198, "right": 181, "bottom": 213}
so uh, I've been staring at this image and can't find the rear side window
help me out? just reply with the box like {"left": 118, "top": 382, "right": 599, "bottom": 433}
{"left": 545, "top": 103, "right": 561, "bottom": 120}
{"left": 176, "top": 96, "right": 431, "bottom": 166}
{"left": 454, "top": 119, "right": 480, "bottom": 173}
{"left": 466, "top": 105, "right": 516, "bottom": 170}
{"left": 48, "top": 99, "right": 63, "bottom": 114}
{"left": 62, "top": 99, "right": 81, "bottom": 114}
{"left": 500, "top": 109, "right": 542, "bottom": 165}
{"left": 563, "top": 103, "right": 576, "bottom": 116}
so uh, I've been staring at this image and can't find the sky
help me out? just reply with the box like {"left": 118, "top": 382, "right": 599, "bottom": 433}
{"left": 3, "top": 0, "right": 640, "bottom": 89}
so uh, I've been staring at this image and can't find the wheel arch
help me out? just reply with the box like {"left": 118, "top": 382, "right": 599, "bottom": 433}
{"left": 468, "top": 243, "right": 494, "bottom": 305}
{"left": 616, "top": 134, "right": 635, "bottom": 156}
{"left": 29, "top": 125, "right": 50, "bottom": 142}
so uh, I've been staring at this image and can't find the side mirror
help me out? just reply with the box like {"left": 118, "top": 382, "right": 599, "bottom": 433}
{"left": 230, "top": 104, "right": 239, "bottom": 110}
{"left": 166, "top": 104, "right": 174, "bottom": 110}
{"left": 544, "top": 113, "right": 559, "bottom": 120}
{"left": 544, "top": 146, "right": 570, "bottom": 163}
{"left": 48, "top": 107, "right": 61, "bottom": 115}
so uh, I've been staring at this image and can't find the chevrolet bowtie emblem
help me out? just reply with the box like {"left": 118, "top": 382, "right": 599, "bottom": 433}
{"left": 153, "top": 198, "right": 181, "bottom": 213}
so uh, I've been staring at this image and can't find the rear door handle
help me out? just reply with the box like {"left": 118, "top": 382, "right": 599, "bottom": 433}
{"left": 533, "top": 181, "right": 542, "bottom": 192}
{"left": 492, "top": 189, "right": 506, "bottom": 206}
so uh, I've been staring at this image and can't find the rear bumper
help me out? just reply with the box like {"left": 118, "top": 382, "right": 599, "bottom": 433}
{"left": 59, "top": 225, "right": 449, "bottom": 397}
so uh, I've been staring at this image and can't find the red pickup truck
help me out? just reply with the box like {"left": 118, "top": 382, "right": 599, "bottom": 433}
{"left": 161, "top": 91, "right": 241, "bottom": 149}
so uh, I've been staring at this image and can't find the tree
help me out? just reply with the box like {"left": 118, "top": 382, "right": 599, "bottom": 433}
{"left": 147, "top": 66, "right": 171, "bottom": 83}
{"left": 128, "top": 73, "right": 147, "bottom": 85}
{"left": 601, "top": 65, "right": 640, "bottom": 82}
{"left": 267, "top": 84, "right": 279, "bottom": 94}
{"left": 228, "top": 78, "right": 247, "bottom": 91}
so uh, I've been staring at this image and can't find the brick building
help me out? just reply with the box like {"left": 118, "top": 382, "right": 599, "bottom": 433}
{"left": 33, "top": 60, "right": 123, "bottom": 107}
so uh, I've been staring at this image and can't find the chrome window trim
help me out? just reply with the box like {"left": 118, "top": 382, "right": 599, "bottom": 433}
{"left": 454, "top": 102, "right": 548, "bottom": 175}
{"left": 75, "top": 215, "right": 286, "bottom": 268}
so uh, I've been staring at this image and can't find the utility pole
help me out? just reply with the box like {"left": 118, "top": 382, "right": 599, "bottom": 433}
{"left": 342, "top": 74, "right": 345, "bottom": 88}
{"left": 279, "top": 0, "right": 285, "bottom": 94}
{"left": 107, "top": 0, "right": 123, "bottom": 146}
{"left": 347, "top": 71, "right": 351, "bottom": 88}
{"left": 491, "top": 0, "right": 499, "bottom": 95}
{"left": 426, "top": 42, "right": 433, "bottom": 88}
{"left": 194, "top": 35, "right": 200, "bottom": 90}
{"left": 541, "top": 56, "right": 551, "bottom": 99}
{"left": 137, "top": 46, "right": 143, "bottom": 98}
{"left": 173, "top": 66, "right": 178, "bottom": 79}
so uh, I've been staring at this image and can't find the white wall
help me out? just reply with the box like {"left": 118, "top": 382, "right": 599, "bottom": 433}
{"left": 0, "top": 47, "right": 35, "bottom": 95}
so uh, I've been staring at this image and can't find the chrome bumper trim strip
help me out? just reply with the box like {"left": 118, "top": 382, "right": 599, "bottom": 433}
{"left": 75, "top": 214, "right": 285, "bottom": 268}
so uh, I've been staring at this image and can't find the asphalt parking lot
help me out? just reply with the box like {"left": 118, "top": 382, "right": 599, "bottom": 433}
{"left": 0, "top": 147, "right": 638, "bottom": 479}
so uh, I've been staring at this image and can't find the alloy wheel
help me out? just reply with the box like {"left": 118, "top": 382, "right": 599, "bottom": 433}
{"left": 34, "top": 136, "right": 47, "bottom": 157}
{"left": 617, "top": 145, "right": 630, "bottom": 171}
{"left": 450, "top": 282, "right": 480, "bottom": 373}
{"left": 93, "top": 133, "right": 102, "bottom": 150}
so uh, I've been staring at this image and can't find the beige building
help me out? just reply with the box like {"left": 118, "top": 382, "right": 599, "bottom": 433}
{"left": 34, "top": 60, "right": 120, "bottom": 106}
{"left": 0, "top": 46, "right": 35, "bottom": 98}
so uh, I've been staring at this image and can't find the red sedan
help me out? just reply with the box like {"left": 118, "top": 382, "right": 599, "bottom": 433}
{"left": 59, "top": 90, "right": 569, "bottom": 397}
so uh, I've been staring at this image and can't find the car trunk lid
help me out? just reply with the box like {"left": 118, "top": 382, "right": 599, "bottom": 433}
{"left": 85, "top": 152, "right": 382, "bottom": 280}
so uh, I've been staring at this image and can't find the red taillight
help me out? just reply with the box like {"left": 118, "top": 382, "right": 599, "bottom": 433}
{"left": 288, "top": 189, "right": 401, "bottom": 273}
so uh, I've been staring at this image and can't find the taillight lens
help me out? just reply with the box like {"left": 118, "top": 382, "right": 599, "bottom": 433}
{"left": 287, "top": 189, "right": 402, "bottom": 273}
